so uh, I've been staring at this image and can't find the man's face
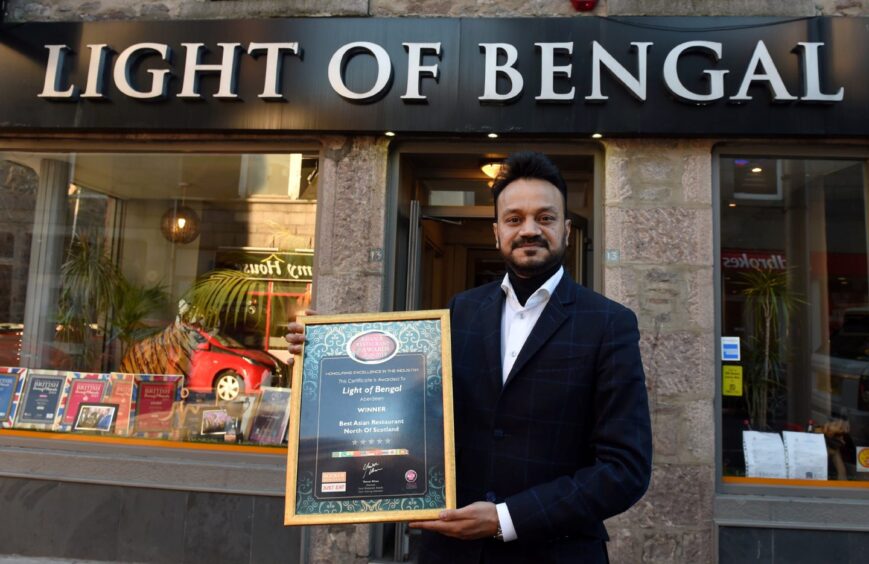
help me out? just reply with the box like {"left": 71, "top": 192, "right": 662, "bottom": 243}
{"left": 492, "top": 177, "right": 570, "bottom": 278}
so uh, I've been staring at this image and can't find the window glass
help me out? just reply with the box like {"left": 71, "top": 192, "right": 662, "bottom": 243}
{"left": 720, "top": 155, "right": 869, "bottom": 483}
{"left": 0, "top": 151, "right": 317, "bottom": 450}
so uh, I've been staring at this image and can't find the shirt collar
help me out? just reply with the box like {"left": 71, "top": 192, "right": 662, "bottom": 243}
{"left": 500, "top": 266, "right": 564, "bottom": 310}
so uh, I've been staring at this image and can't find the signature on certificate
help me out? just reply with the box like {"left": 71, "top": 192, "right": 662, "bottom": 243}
{"left": 362, "top": 461, "right": 383, "bottom": 480}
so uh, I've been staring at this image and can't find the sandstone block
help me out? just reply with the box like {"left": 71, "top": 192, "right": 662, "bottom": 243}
{"left": 608, "top": 0, "right": 814, "bottom": 16}
{"left": 316, "top": 137, "right": 388, "bottom": 278}
{"left": 641, "top": 330, "right": 714, "bottom": 399}
{"left": 815, "top": 0, "right": 869, "bottom": 16}
{"left": 605, "top": 141, "right": 682, "bottom": 204}
{"left": 369, "top": 0, "right": 585, "bottom": 17}
{"left": 308, "top": 524, "right": 369, "bottom": 564}
{"left": 605, "top": 266, "right": 713, "bottom": 333}
{"left": 315, "top": 273, "right": 383, "bottom": 314}
{"left": 606, "top": 206, "right": 713, "bottom": 266}
{"left": 685, "top": 267, "right": 714, "bottom": 331}
{"left": 606, "top": 526, "right": 643, "bottom": 564}
{"left": 681, "top": 149, "right": 714, "bottom": 205}
{"left": 651, "top": 401, "right": 714, "bottom": 463}
{"left": 625, "top": 463, "right": 714, "bottom": 528}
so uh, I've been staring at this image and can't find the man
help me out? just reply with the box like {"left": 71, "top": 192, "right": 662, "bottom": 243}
{"left": 287, "top": 152, "right": 651, "bottom": 563}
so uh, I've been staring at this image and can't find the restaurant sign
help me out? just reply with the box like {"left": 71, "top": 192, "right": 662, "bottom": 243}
{"left": 0, "top": 17, "right": 866, "bottom": 136}
{"left": 215, "top": 250, "right": 313, "bottom": 283}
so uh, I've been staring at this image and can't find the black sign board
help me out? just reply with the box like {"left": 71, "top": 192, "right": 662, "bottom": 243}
{"left": 0, "top": 17, "right": 866, "bottom": 136}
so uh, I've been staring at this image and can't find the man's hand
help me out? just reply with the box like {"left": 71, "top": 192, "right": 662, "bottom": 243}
{"left": 408, "top": 501, "right": 499, "bottom": 540}
{"left": 283, "top": 310, "right": 316, "bottom": 365}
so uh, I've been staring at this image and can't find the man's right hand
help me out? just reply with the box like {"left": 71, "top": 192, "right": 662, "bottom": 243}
{"left": 284, "top": 310, "right": 316, "bottom": 365}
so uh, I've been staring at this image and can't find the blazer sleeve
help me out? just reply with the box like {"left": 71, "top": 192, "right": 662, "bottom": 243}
{"left": 504, "top": 306, "right": 653, "bottom": 541}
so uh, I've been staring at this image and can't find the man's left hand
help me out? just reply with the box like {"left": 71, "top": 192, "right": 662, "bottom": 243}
{"left": 408, "top": 501, "right": 499, "bottom": 540}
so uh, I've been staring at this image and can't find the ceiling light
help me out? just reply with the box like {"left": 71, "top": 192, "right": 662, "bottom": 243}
{"left": 591, "top": 133, "right": 603, "bottom": 139}
{"left": 480, "top": 160, "right": 504, "bottom": 179}
{"left": 384, "top": 131, "right": 396, "bottom": 137}
{"left": 160, "top": 205, "right": 200, "bottom": 244}
{"left": 751, "top": 167, "right": 763, "bottom": 173}
{"left": 487, "top": 133, "right": 498, "bottom": 139}
{"left": 728, "top": 203, "right": 736, "bottom": 208}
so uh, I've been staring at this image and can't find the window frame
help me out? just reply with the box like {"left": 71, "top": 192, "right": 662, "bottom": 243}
{"left": 0, "top": 134, "right": 322, "bottom": 495}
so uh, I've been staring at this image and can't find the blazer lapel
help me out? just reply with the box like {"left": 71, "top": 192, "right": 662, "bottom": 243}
{"left": 480, "top": 286, "right": 506, "bottom": 393}
{"left": 504, "top": 275, "right": 576, "bottom": 388}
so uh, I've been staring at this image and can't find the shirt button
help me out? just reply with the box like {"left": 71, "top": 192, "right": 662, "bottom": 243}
{"left": 511, "top": 351, "right": 517, "bottom": 357}
{"left": 518, "top": 313, "right": 524, "bottom": 319}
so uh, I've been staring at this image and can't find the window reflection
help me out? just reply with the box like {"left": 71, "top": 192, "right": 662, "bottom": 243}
{"left": 0, "top": 151, "right": 316, "bottom": 447}
{"left": 721, "top": 156, "right": 869, "bottom": 482}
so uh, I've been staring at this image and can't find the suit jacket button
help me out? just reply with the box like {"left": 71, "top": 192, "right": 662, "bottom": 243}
{"left": 485, "top": 491, "right": 497, "bottom": 503}
{"left": 493, "top": 428, "right": 505, "bottom": 440}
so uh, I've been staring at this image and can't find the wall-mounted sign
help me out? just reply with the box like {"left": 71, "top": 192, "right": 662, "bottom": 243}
{"left": 722, "top": 365, "right": 743, "bottom": 397}
{"left": 721, "top": 336, "right": 741, "bottom": 362}
{"left": 215, "top": 250, "right": 313, "bottom": 283}
{"left": 0, "top": 17, "right": 866, "bottom": 136}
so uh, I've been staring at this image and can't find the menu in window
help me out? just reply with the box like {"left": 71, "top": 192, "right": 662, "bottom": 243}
{"left": 782, "top": 431, "right": 828, "bottom": 480}
{"left": 743, "top": 430, "right": 787, "bottom": 478}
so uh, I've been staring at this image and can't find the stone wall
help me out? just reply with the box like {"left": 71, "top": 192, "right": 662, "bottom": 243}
{"left": 305, "top": 136, "right": 388, "bottom": 564}
{"left": 603, "top": 140, "right": 716, "bottom": 563}
{"left": 8, "top": 0, "right": 865, "bottom": 22}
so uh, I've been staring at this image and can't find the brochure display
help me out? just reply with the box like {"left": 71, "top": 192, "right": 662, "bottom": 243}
{"left": 0, "top": 367, "right": 294, "bottom": 447}
{"left": 0, "top": 367, "right": 25, "bottom": 428}
{"left": 285, "top": 311, "right": 455, "bottom": 525}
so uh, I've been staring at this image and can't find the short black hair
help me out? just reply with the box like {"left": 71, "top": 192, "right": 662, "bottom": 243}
{"left": 491, "top": 152, "right": 568, "bottom": 219}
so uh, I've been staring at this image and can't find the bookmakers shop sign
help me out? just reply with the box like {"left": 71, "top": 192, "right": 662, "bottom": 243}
{"left": 0, "top": 17, "right": 866, "bottom": 136}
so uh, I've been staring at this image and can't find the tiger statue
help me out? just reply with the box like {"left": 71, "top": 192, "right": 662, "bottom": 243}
{"left": 119, "top": 315, "right": 205, "bottom": 378}
{"left": 119, "top": 298, "right": 210, "bottom": 378}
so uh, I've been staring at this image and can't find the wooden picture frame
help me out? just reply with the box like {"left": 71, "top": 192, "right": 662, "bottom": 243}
{"left": 285, "top": 310, "right": 455, "bottom": 525}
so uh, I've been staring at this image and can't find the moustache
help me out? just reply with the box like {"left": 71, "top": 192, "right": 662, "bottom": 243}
{"left": 512, "top": 237, "right": 549, "bottom": 250}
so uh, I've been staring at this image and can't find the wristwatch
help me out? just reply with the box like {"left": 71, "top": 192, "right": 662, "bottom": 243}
{"left": 493, "top": 523, "right": 504, "bottom": 542}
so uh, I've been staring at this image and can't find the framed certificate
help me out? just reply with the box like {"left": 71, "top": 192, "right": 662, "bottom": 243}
{"left": 133, "top": 374, "right": 182, "bottom": 437}
{"left": 285, "top": 310, "right": 455, "bottom": 525}
{"left": 14, "top": 370, "right": 69, "bottom": 430}
{"left": 106, "top": 373, "right": 136, "bottom": 436}
{"left": 248, "top": 387, "right": 292, "bottom": 445}
{"left": 59, "top": 374, "right": 110, "bottom": 431}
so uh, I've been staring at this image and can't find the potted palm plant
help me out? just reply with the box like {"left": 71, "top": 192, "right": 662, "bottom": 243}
{"left": 737, "top": 267, "right": 802, "bottom": 430}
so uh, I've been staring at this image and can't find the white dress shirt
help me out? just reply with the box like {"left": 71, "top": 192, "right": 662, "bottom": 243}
{"left": 495, "top": 266, "right": 564, "bottom": 542}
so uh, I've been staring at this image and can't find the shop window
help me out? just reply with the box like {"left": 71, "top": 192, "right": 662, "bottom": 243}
{"left": 0, "top": 151, "right": 317, "bottom": 451}
{"left": 719, "top": 154, "right": 869, "bottom": 486}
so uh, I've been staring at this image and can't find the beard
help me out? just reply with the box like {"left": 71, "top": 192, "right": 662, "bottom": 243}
{"left": 505, "top": 235, "right": 566, "bottom": 278}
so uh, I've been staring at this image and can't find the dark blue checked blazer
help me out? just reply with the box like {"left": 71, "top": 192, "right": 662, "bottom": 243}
{"left": 420, "top": 275, "right": 652, "bottom": 564}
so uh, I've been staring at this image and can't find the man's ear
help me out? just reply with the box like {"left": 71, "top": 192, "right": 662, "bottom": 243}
{"left": 564, "top": 218, "right": 572, "bottom": 245}
{"left": 492, "top": 223, "right": 499, "bottom": 249}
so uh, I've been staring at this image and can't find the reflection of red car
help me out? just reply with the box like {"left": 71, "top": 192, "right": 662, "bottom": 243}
{"left": 188, "top": 328, "right": 280, "bottom": 401}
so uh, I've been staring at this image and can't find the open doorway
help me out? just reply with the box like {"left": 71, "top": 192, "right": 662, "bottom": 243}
{"left": 389, "top": 143, "right": 598, "bottom": 312}
{"left": 379, "top": 142, "right": 599, "bottom": 562}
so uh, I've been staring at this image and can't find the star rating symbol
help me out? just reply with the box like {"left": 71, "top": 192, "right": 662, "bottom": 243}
{"left": 352, "top": 440, "right": 358, "bottom": 446}
{"left": 377, "top": 439, "right": 383, "bottom": 445}
{"left": 385, "top": 439, "right": 391, "bottom": 444}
